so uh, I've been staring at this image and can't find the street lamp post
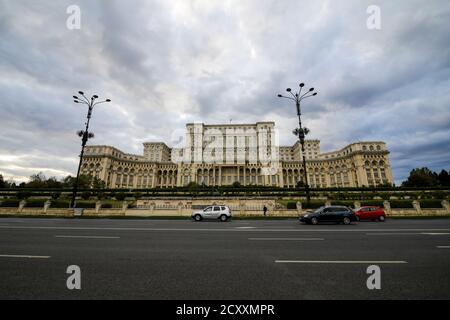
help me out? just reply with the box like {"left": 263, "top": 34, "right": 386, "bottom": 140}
{"left": 70, "top": 91, "right": 111, "bottom": 208}
{"left": 277, "top": 83, "right": 317, "bottom": 206}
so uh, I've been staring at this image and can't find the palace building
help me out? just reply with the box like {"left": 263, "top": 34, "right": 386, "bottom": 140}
{"left": 81, "top": 122, "right": 393, "bottom": 188}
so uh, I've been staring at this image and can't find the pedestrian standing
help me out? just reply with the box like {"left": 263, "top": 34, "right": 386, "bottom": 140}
{"left": 263, "top": 205, "right": 268, "bottom": 217}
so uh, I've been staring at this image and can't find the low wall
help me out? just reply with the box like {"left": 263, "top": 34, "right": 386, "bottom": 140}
{"left": 0, "top": 199, "right": 449, "bottom": 218}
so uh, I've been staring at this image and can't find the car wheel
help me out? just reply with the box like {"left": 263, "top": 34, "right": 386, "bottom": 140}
{"left": 343, "top": 217, "right": 351, "bottom": 225}
{"left": 219, "top": 215, "right": 228, "bottom": 222}
{"left": 194, "top": 214, "right": 202, "bottom": 222}
{"left": 378, "top": 215, "right": 386, "bottom": 222}
{"left": 311, "top": 217, "right": 319, "bottom": 225}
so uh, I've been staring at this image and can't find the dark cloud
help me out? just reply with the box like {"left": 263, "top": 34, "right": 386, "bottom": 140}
{"left": 0, "top": 0, "right": 449, "bottom": 185}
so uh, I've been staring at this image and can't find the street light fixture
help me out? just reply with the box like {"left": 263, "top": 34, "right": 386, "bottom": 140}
{"left": 277, "top": 82, "right": 318, "bottom": 206}
{"left": 70, "top": 92, "right": 111, "bottom": 208}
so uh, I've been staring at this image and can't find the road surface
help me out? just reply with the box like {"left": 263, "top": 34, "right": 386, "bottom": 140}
{"left": 0, "top": 217, "right": 449, "bottom": 299}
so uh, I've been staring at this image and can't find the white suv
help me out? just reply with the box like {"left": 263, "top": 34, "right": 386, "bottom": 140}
{"left": 191, "top": 206, "right": 232, "bottom": 222}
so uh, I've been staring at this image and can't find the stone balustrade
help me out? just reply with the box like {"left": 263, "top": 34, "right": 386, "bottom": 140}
{"left": 0, "top": 198, "right": 449, "bottom": 218}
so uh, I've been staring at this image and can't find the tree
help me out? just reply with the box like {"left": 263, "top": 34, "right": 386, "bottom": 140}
{"left": 0, "top": 174, "right": 5, "bottom": 188}
{"left": 62, "top": 174, "right": 103, "bottom": 189}
{"left": 186, "top": 182, "right": 200, "bottom": 192}
{"left": 115, "top": 192, "right": 126, "bottom": 201}
{"left": 232, "top": 181, "right": 241, "bottom": 188}
{"left": 296, "top": 180, "right": 305, "bottom": 188}
{"left": 45, "top": 177, "right": 62, "bottom": 188}
{"left": 92, "top": 176, "right": 106, "bottom": 189}
{"left": 402, "top": 167, "right": 438, "bottom": 187}
{"left": 80, "top": 191, "right": 92, "bottom": 200}
{"left": 438, "top": 170, "right": 450, "bottom": 186}
{"left": 27, "top": 172, "right": 47, "bottom": 188}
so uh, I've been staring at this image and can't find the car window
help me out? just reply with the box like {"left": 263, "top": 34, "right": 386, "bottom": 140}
{"left": 213, "top": 206, "right": 221, "bottom": 211}
{"left": 204, "top": 207, "right": 212, "bottom": 212}
{"left": 221, "top": 206, "right": 226, "bottom": 211}
{"left": 313, "top": 207, "right": 324, "bottom": 214}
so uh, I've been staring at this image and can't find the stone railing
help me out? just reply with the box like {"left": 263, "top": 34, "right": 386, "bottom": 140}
{"left": 0, "top": 199, "right": 449, "bottom": 218}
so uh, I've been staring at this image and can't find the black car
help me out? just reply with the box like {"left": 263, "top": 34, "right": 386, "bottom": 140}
{"left": 299, "top": 206, "right": 357, "bottom": 225}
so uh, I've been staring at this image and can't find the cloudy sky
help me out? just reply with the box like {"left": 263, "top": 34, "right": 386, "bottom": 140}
{"left": 0, "top": 0, "right": 449, "bottom": 185}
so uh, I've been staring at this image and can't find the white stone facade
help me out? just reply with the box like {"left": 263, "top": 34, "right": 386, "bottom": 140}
{"left": 81, "top": 122, "right": 393, "bottom": 188}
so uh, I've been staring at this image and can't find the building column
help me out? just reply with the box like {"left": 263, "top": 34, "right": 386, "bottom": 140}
{"left": 385, "top": 160, "right": 394, "bottom": 185}
{"left": 111, "top": 171, "right": 117, "bottom": 188}
{"left": 279, "top": 170, "right": 284, "bottom": 188}
{"left": 151, "top": 171, "right": 156, "bottom": 188}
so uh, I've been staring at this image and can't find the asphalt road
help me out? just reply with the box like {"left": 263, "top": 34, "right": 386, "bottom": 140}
{"left": 0, "top": 217, "right": 450, "bottom": 299}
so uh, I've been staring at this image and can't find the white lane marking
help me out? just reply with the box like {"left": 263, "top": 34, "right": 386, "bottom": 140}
{"left": 0, "top": 254, "right": 50, "bottom": 259}
{"left": 55, "top": 235, "right": 120, "bottom": 239}
{"left": 1, "top": 225, "right": 450, "bottom": 233}
{"left": 366, "top": 233, "right": 422, "bottom": 235}
{"left": 249, "top": 238, "right": 324, "bottom": 241}
{"left": 275, "top": 260, "right": 407, "bottom": 264}
{"left": 421, "top": 233, "right": 450, "bottom": 235}
{"left": 436, "top": 246, "right": 450, "bottom": 249}
{"left": 236, "top": 227, "right": 256, "bottom": 229}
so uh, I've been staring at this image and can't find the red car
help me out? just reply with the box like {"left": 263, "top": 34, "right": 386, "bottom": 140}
{"left": 354, "top": 206, "right": 386, "bottom": 222}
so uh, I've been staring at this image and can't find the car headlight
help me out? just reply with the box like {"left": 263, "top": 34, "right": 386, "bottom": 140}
{"left": 303, "top": 214, "right": 309, "bottom": 218}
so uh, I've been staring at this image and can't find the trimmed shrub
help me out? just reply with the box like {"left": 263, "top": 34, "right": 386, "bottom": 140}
{"left": 51, "top": 192, "right": 61, "bottom": 200}
{"left": 96, "top": 192, "right": 106, "bottom": 200}
{"left": 286, "top": 201, "right": 297, "bottom": 209}
{"left": 101, "top": 203, "right": 112, "bottom": 209}
{"left": 360, "top": 200, "right": 385, "bottom": 207}
{"left": 0, "top": 199, "right": 20, "bottom": 207}
{"left": 431, "top": 191, "right": 448, "bottom": 199}
{"left": 115, "top": 192, "right": 126, "bottom": 201}
{"left": 419, "top": 199, "right": 444, "bottom": 208}
{"left": 303, "top": 201, "right": 325, "bottom": 209}
{"left": 75, "top": 201, "right": 96, "bottom": 209}
{"left": 24, "top": 200, "right": 47, "bottom": 208}
{"left": 389, "top": 200, "right": 413, "bottom": 208}
{"left": 331, "top": 200, "right": 355, "bottom": 208}
{"left": 81, "top": 191, "right": 92, "bottom": 200}
{"left": 51, "top": 200, "right": 71, "bottom": 208}
{"left": 16, "top": 191, "right": 31, "bottom": 199}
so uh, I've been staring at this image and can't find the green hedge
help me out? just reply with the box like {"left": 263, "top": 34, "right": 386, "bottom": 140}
{"left": 75, "top": 201, "right": 96, "bottom": 208}
{"left": 286, "top": 201, "right": 297, "bottom": 209}
{"left": 24, "top": 200, "right": 47, "bottom": 208}
{"left": 389, "top": 200, "right": 414, "bottom": 208}
{"left": 51, "top": 200, "right": 71, "bottom": 208}
{"left": 359, "top": 200, "right": 385, "bottom": 207}
{"left": 303, "top": 201, "right": 325, "bottom": 209}
{"left": 0, "top": 199, "right": 20, "bottom": 207}
{"left": 419, "top": 199, "right": 444, "bottom": 208}
{"left": 330, "top": 200, "right": 356, "bottom": 208}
